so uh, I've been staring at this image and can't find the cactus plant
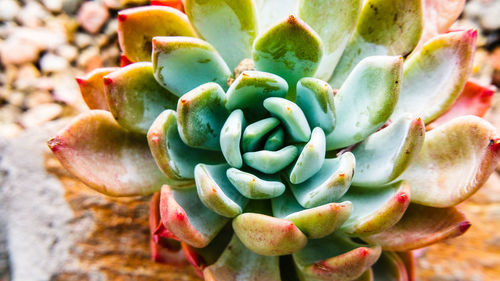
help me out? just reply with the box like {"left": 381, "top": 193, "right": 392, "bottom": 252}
{"left": 48, "top": 0, "right": 500, "bottom": 280}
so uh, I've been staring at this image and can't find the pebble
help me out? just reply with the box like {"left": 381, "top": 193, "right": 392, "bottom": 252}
{"left": 19, "top": 103, "right": 63, "bottom": 128}
{"left": 0, "top": 37, "right": 40, "bottom": 65}
{"left": 13, "top": 64, "right": 41, "bottom": 91}
{"left": 0, "top": 0, "right": 21, "bottom": 22}
{"left": 16, "top": 1, "right": 50, "bottom": 28}
{"left": 0, "top": 123, "right": 23, "bottom": 138}
{"left": 40, "top": 53, "right": 70, "bottom": 73}
{"left": 42, "top": 0, "right": 64, "bottom": 13}
{"left": 77, "top": 46, "right": 103, "bottom": 71}
{"left": 25, "top": 91, "right": 54, "bottom": 108}
{"left": 77, "top": 2, "right": 110, "bottom": 34}
{"left": 74, "top": 33, "right": 94, "bottom": 49}
{"left": 56, "top": 45, "right": 79, "bottom": 62}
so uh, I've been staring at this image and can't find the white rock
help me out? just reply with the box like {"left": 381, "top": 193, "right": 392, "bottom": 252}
{"left": 0, "top": 0, "right": 21, "bottom": 22}
{"left": 0, "top": 37, "right": 40, "bottom": 65}
{"left": 77, "top": 2, "right": 110, "bottom": 34}
{"left": 43, "top": 0, "right": 64, "bottom": 13}
{"left": 16, "top": 1, "right": 50, "bottom": 28}
{"left": 19, "top": 103, "right": 63, "bottom": 128}
{"left": 40, "top": 53, "right": 69, "bottom": 73}
{"left": 74, "top": 33, "right": 94, "bottom": 49}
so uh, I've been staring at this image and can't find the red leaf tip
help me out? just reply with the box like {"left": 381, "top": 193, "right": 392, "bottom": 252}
{"left": 117, "top": 13, "right": 127, "bottom": 22}
{"left": 396, "top": 192, "right": 408, "bottom": 204}
{"left": 287, "top": 15, "right": 298, "bottom": 24}
{"left": 47, "top": 137, "right": 63, "bottom": 152}
{"left": 466, "top": 29, "right": 478, "bottom": 39}
{"left": 176, "top": 211, "right": 185, "bottom": 221}
{"left": 75, "top": 77, "right": 85, "bottom": 85}
{"left": 458, "top": 221, "right": 471, "bottom": 233}
{"left": 358, "top": 247, "right": 369, "bottom": 257}
{"left": 490, "top": 138, "right": 500, "bottom": 152}
{"left": 103, "top": 77, "right": 113, "bottom": 85}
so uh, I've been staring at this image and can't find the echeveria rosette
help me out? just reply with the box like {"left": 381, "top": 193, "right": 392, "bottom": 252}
{"left": 47, "top": 0, "right": 500, "bottom": 280}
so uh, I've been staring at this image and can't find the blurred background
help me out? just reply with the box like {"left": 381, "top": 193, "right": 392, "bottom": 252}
{"left": 0, "top": 0, "right": 499, "bottom": 280}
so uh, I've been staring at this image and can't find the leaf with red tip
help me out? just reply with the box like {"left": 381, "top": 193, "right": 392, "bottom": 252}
{"left": 232, "top": 213, "right": 307, "bottom": 256}
{"left": 47, "top": 110, "right": 169, "bottom": 196}
{"left": 417, "top": 0, "right": 465, "bottom": 47}
{"left": 293, "top": 232, "right": 381, "bottom": 281}
{"left": 372, "top": 252, "right": 409, "bottom": 281}
{"left": 160, "top": 185, "right": 230, "bottom": 248}
{"left": 76, "top": 67, "right": 118, "bottom": 110}
{"left": 399, "top": 116, "right": 500, "bottom": 207}
{"left": 118, "top": 6, "right": 196, "bottom": 62}
{"left": 364, "top": 204, "right": 470, "bottom": 251}
{"left": 427, "top": 81, "right": 495, "bottom": 130}
{"left": 120, "top": 53, "right": 133, "bottom": 67}
{"left": 151, "top": 0, "right": 184, "bottom": 11}
{"left": 204, "top": 235, "right": 280, "bottom": 281}
{"left": 340, "top": 181, "right": 411, "bottom": 236}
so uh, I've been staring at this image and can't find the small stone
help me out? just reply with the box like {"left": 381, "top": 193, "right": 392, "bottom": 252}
{"left": 19, "top": 103, "right": 63, "bottom": 128}
{"left": 62, "top": 0, "right": 81, "bottom": 14}
{"left": 0, "top": 105, "right": 22, "bottom": 124}
{"left": 13, "top": 64, "right": 41, "bottom": 91}
{"left": 74, "top": 33, "right": 94, "bottom": 49}
{"left": 52, "top": 72, "right": 88, "bottom": 110}
{"left": 43, "top": 0, "right": 64, "bottom": 13}
{"left": 16, "top": 1, "right": 50, "bottom": 28}
{"left": 0, "top": 123, "right": 23, "bottom": 139}
{"left": 40, "top": 53, "right": 69, "bottom": 73}
{"left": 25, "top": 91, "right": 54, "bottom": 108}
{"left": 56, "top": 45, "right": 79, "bottom": 62}
{"left": 0, "top": 37, "right": 40, "bottom": 65}
{"left": 77, "top": 2, "right": 110, "bottom": 34}
{"left": 77, "top": 46, "right": 103, "bottom": 71}
{"left": 7, "top": 92, "right": 25, "bottom": 108}
{"left": 0, "top": 0, "right": 21, "bottom": 22}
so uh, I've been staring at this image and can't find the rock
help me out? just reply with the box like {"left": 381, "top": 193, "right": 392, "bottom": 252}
{"left": 51, "top": 72, "right": 88, "bottom": 111}
{"left": 26, "top": 91, "right": 55, "bottom": 108}
{"left": 77, "top": 2, "right": 110, "bottom": 34}
{"left": 0, "top": 0, "right": 21, "bottom": 22}
{"left": 6, "top": 92, "right": 24, "bottom": 108}
{"left": 42, "top": 0, "right": 64, "bottom": 13}
{"left": 0, "top": 123, "right": 23, "bottom": 139}
{"left": 77, "top": 46, "right": 103, "bottom": 71}
{"left": 19, "top": 103, "right": 63, "bottom": 128}
{"left": 13, "top": 64, "right": 40, "bottom": 91}
{"left": 56, "top": 45, "right": 79, "bottom": 62}
{"left": 0, "top": 37, "right": 40, "bottom": 65}
{"left": 74, "top": 32, "right": 94, "bottom": 49}
{"left": 0, "top": 105, "right": 22, "bottom": 124}
{"left": 465, "top": 0, "right": 500, "bottom": 30}
{"left": 16, "top": 1, "right": 50, "bottom": 28}
{"left": 40, "top": 53, "right": 69, "bottom": 73}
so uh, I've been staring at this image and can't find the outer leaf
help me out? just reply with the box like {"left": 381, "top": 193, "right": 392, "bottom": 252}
{"left": 290, "top": 127, "right": 326, "bottom": 184}
{"left": 253, "top": 0, "right": 298, "bottom": 34}
{"left": 355, "top": 270, "right": 374, "bottom": 281}
{"left": 117, "top": 6, "right": 197, "bottom": 62}
{"left": 340, "top": 181, "right": 411, "bottom": 236}
{"left": 417, "top": 0, "right": 465, "bottom": 47}
{"left": 296, "top": 77, "right": 336, "bottom": 134}
{"left": 47, "top": 110, "right": 168, "bottom": 196}
{"left": 253, "top": 16, "right": 322, "bottom": 97}
{"left": 326, "top": 56, "right": 402, "bottom": 150}
{"left": 352, "top": 116, "right": 425, "bottom": 187}
{"left": 152, "top": 36, "right": 232, "bottom": 97}
{"left": 372, "top": 252, "right": 409, "bottom": 281}
{"left": 220, "top": 109, "right": 246, "bottom": 168}
{"left": 160, "top": 185, "right": 230, "bottom": 248}
{"left": 293, "top": 233, "right": 381, "bottom": 281}
{"left": 177, "top": 83, "right": 229, "bottom": 151}
{"left": 390, "top": 30, "right": 477, "bottom": 124}
{"left": 150, "top": 0, "right": 184, "bottom": 11}
{"left": 226, "top": 168, "right": 285, "bottom": 199}
{"left": 148, "top": 110, "right": 224, "bottom": 181}
{"left": 264, "top": 97, "right": 312, "bottom": 142}
{"left": 104, "top": 62, "right": 178, "bottom": 134}
{"left": 233, "top": 213, "right": 307, "bottom": 256}
{"left": 298, "top": 0, "right": 362, "bottom": 80}
{"left": 329, "top": 0, "right": 422, "bottom": 88}
{"left": 76, "top": 67, "right": 118, "bottom": 110}
{"left": 185, "top": 0, "right": 258, "bottom": 70}
{"left": 204, "top": 235, "right": 280, "bottom": 281}
{"left": 399, "top": 116, "right": 500, "bottom": 207}
{"left": 364, "top": 204, "right": 471, "bottom": 251}
{"left": 243, "top": 145, "right": 299, "bottom": 174}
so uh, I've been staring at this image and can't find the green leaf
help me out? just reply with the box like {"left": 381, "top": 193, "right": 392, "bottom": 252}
{"left": 233, "top": 213, "right": 307, "bottom": 256}
{"left": 204, "top": 235, "right": 280, "bottom": 280}
{"left": 298, "top": 0, "right": 362, "bottom": 80}
{"left": 194, "top": 164, "right": 248, "bottom": 218}
{"left": 160, "top": 186, "right": 230, "bottom": 248}
{"left": 390, "top": 30, "right": 477, "bottom": 124}
{"left": 371, "top": 252, "right": 408, "bottom": 281}
{"left": 352, "top": 116, "right": 425, "bottom": 187}
{"left": 326, "top": 56, "right": 402, "bottom": 150}
{"left": 104, "top": 62, "right": 178, "bottom": 134}
{"left": 177, "top": 83, "right": 229, "bottom": 151}
{"left": 290, "top": 152, "right": 355, "bottom": 208}
{"left": 48, "top": 110, "right": 169, "bottom": 196}
{"left": 220, "top": 109, "right": 246, "bottom": 168}
{"left": 185, "top": 0, "right": 258, "bottom": 70}
{"left": 226, "top": 168, "right": 285, "bottom": 199}
{"left": 253, "top": 16, "right": 322, "bottom": 97}
{"left": 340, "top": 181, "right": 411, "bottom": 236}
{"left": 242, "top": 117, "right": 280, "bottom": 152}
{"left": 264, "top": 97, "right": 311, "bottom": 142}
{"left": 364, "top": 204, "right": 471, "bottom": 251}
{"left": 117, "top": 6, "right": 197, "bottom": 62}
{"left": 76, "top": 67, "right": 118, "bottom": 110}
{"left": 152, "top": 36, "right": 232, "bottom": 97}
{"left": 399, "top": 116, "right": 500, "bottom": 207}
{"left": 243, "top": 145, "right": 299, "bottom": 174}
{"left": 290, "top": 127, "right": 326, "bottom": 184}
{"left": 226, "top": 71, "right": 288, "bottom": 122}
{"left": 296, "top": 78, "right": 336, "bottom": 134}
{"left": 329, "top": 0, "right": 422, "bottom": 88}
{"left": 293, "top": 232, "right": 381, "bottom": 281}
{"left": 264, "top": 127, "right": 285, "bottom": 151}
{"left": 147, "top": 110, "right": 224, "bottom": 181}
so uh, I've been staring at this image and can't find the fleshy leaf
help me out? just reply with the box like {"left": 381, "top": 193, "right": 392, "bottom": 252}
{"left": 194, "top": 164, "right": 248, "bottom": 218}
{"left": 329, "top": 0, "right": 422, "bottom": 88}
{"left": 226, "top": 71, "right": 288, "bottom": 122}
{"left": 226, "top": 168, "right": 285, "bottom": 199}
{"left": 233, "top": 213, "right": 307, "bottom": 256}
{"left": 117, "top": 6, "right": 196, "bottom": 62}
{"left": 160, "top": 185, "right": 230, "bottom": 248}
{"left": 177, "top": 83, "right": 229, "bottom": 151}
{"left": 352, "top": 116, "right": 425, "bottom": 187}
{"left": 340, "top": 181, "right": 411, "bottom": 236}
{"left": 364, "top": 204, "right": 471, "bottom": 251}
{"left": 150, "top": 0, "right": 185, "bottom": 11}
{"left": 220, "top": 109, "right": 246, "bottom": 168}
{"left": 203, "top": 235, "right": 280, "bottom": 281}
{"left": 152, "top": 36, "right": 232, "bottom": 97}
{"left": 254, "top": 0, "right": 298, "bottom": 34}
{"left": 104, "top": 62, "right": 178, "bottom": 134}
{"left": 272, "top": 190, "right": 352, "bottom": 239}
{"left": 326, "top": 56, "right": 402, "bottom": 150}
{"left": 293, "top": 233, "right": 381, "bottom": 281}
{"left": 372, "top": 252, "right": 408, "bottom": 281}
{"left": 417, "top": 0, "right": 465, "bottom": 47}
{"left": 148, "top": 110, "right": 224, "bottom": 181}
{"left": 243, "top": 145, "right": 299, "bottom": 174}
{"left": 399, "top": 116, "right": 500, "bottom": 207}
{"left": 185, "top": 0, "right": 258, "bottom": 70}
{"left": 242, "top": 117, "right": 280, "bottom": 152}
{"left": 264, "top": 127, "right": 285, "bottom": 151}
{"left": 397, "top": 251, "right": 416, "bottom": 281}
{"left": 253, "top": 15, "right": 322, "bottom": 97}
{"left": 298, "top": 0, "right": 362, "bottom": 80}
{"left": 355, "top": 270, "right": 374, "bottom": 281}
{"left": 290, "top": 127, "right": 326, "bottom": 184}
{"left": 390, "top": 30, "right": 477, "bottom": 124}
{"left": 290, "top": 152, "right": 355, "bottom": 208}
{"left": 427, "top": 81, "right": 495, "bottom": 130}
{"left": 76, "top": 67, "right": 118, "bottom": 110}
{"left": 296, "top": 78, "right": 336, "bottom": 134}
{"left": 264, "top": 97, "right": 312, "bottom": 142}
{"left": 47, "top": 110, "right": 168, "bottom": 196}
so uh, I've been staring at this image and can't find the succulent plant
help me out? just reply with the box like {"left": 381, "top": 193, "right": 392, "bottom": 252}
{"left": 48, "top": 0, "right": 500, "bottom": 280}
